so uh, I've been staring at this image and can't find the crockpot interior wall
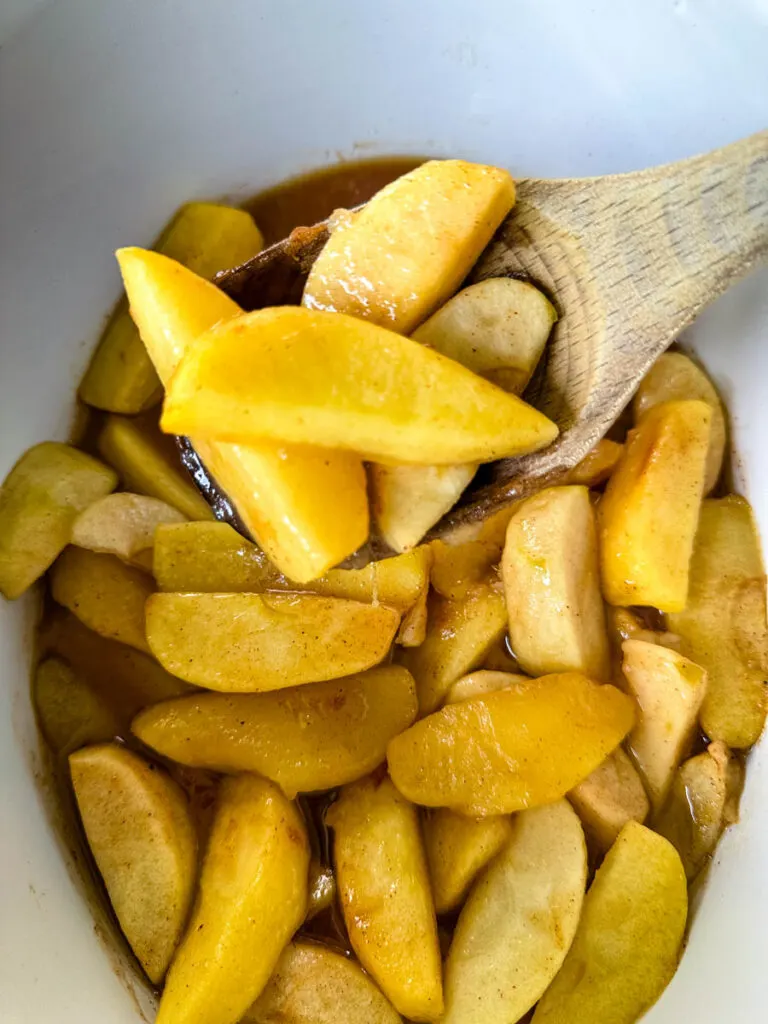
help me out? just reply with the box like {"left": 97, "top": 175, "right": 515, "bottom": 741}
{"left": 0, "top": 1, "right": 766, "bottom": 1021}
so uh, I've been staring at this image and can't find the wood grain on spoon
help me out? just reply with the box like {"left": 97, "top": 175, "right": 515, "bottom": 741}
{"left": 203, "top": 132, "right": 768, "bottom": 541}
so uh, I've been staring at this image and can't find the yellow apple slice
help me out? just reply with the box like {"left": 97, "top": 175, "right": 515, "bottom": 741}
{"left": 303, "top": 159, "right": 515, "bottom": 333}
{"left": 424, "top": 808, "right": 513, "bottom": 914}
{"left": 116, "top": 246, "right": 368, "bottom": 583}
{"left": 387, "top": 673, "right": 635, "bottom": 815}
{"left": 327, "top": 774, "right": 443, "bottom": 1022}
{"left": 145, "top": 592, "right": 399, "bottom": 691}
{"left": 132, "top": 665, "right": 417, "bottom": 797}
{"left": 533, "top": 822, "right": 688, "bottom": 1024}
{"left": 156, "top": 775, "right": 309, "bottom": 1024}
{"left": 160, "top": 306, "right": 558, "bottom": 464}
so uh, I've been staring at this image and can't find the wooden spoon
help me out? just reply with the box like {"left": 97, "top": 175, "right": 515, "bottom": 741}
{"left": 179, "top": 131, "right": 768, "bottom": 545}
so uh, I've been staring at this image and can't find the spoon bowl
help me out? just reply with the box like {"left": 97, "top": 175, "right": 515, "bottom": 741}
{"left": 180, "top": 132, "right": 768, "bottom": 548}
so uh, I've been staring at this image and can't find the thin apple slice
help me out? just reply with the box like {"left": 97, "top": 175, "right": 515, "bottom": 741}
{"left": 132, "top": 665, "right": 417, "bottom": 797}
{"left": 70, "top": 743, "right": 197, "bottom": 984}
{"left": 327, "top": 774, "right": 443, "bottom": 1022}
{"left": 444, "top": 801, "right": 587, "bottom": 1024}
{"left": 145, "top": 592, "right": 399, "bottom": 691}
{"left": 156, "top": 775, "right": 309, "bottom": 1024}
{"left": 72, "top": 492, "right": 186, "bottom": 567}
{"left": 244, "top": 941, "right": 401, "bottom": 1024}
{"left": 387, "top": 673, "right": 635, "bottom": 816}
{"left": 533, "top": 822, "right": 687, "bottom": 1024}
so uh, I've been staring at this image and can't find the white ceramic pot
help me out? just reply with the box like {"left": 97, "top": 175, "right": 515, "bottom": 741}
{"left": 1, "top": 2, "right": 766, "bottom": 1021}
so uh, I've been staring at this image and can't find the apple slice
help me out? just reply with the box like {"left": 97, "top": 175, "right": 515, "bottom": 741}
{"left": 146, "top": 592, "right": 399, "bottom": 692}
{"left": 424, "top": 808, "right": 513, "bottom": 914}
{"left": 244, "top": 941, "right": 401, "bottom": 1024}
{"left": 303, "top": 159, "right": 515, "bottom": 334}
{"left": 533, "top": 822, "right": 687, "bottom": 1024}
{"left": 70, "top": 743, "right": 197, "bottom": 984}
{"left": 444, "top": 801, "right": 587, "bottom": 1024}
{"left": 160, "top": 307, "right": 558, "bottom": 465}
{"left": 156, "top": 775, "right": 309, "bottom": 1024}
{"left": 387, "top": 673, "right": 635, "bottom": 816}
{"left": 327, "top": 774, "right": 443, "bottom": 1022}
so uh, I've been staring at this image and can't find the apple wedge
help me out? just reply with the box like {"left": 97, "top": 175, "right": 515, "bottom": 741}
{"left": 116, "top": 247, "right": 368, "bottom": 583}
{"left": 132, "top": 665, "right": 417, "bottom": 797}
{"left": 80, "top": 201, "right": 263, "bottom": 414}
{"left": 98, "top": 414, "right": 213, "bottom": 522}
{"left": 445, "top": 669, "right": 529, "bottom": 704}
{"left": 598, "top": 399, "right": 711, "bottom": 611}
{"left": 156, "top": 775, "right": 309, "bottom": 1024}
{"left": 72, "top": 492, "right": 186, "bottom": 567}
{"left": 244, "top": 941, "right": 401, "bottom": 1024}
{"left": 399, "top": 584, "right": 508, "bottom": 713}
{"left": 424, "top": 808, "right": 513, "bottom": 915}
{"left": 160, "top": 307, "right": 558, "bottom": 465}
{"left": 51, "top": 547, "right": 154, "bottom": 653}
{"left": 533, "top": 822, "right": 687, "bottom": 1024}
{"left": 303, "top": 159, "right": 515, "bottom": 334}
{"left": 622, "top": 638, "right": 707, "bottom": 812}
{"left": 327, "top": 774, "right": 443, "bottom": 1022}
{"left": 502, "top": 485, "right": 610, "bottom": 680}
{"left": 153, "top": 520, "right": 430, "bottom": 618}
{"left": 655, "top": 742, "right": 731, "bottom": 880}
{"left": 633, "top": 351, "right": 726, "bottom": 494}
{"left": 668, "top": 495, "right": 768, "bottom": 748}
{"left": 34, "top": 658, "right": 120, "bottom": 756}
{"left": 387, "top": 673, "right": 635, "bottom": 815}
{"left": 70, "top": 743, "right": 197, "bottom": 984}
{"left": 145, "top": 591, "right": 398, "bottom": 692}
{"left": 568, "top": 747, "right": 649, "bottom": 853}
{"left": 443, "top": 801, "right": 586, "bottom": 1024}
{"left": 0, "top": 442, "right": 116, "bottom": 599}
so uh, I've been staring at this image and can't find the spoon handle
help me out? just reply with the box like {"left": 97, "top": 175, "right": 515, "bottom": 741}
{"left": 471, "top": 130, "right": 768, "bottom": 485}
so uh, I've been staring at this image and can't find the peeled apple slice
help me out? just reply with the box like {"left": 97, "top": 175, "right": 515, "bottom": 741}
{"left": 424, "top": 808, "right": 513, "bottom": 914}
{"left": 132, "top": 665, "right": 417, "bottom": 796}
{"left": 622, "top": 638, "right": 707, "bottom": 812}
{"left": 160, "top": 307, "right": 559, "bottom": 465}
{"left": 303, "top": 159, "right": 516, "bottom": 334}
{"left": 51, "top": 547, "right": 154, "bottom": 653}
{"left": 443, "top": 801, "right": 587, "bottom": 1024}
{"left": 156, "top": 775, "right": 309, "bottom": 1024}
{"left": 145, "top": 592, "right": 399, "bottom": 691}
{"left": 633, "top": 351, "right": 726, "bottom": 494}
{"left": 71, "top": 492, "right": 186, "bottom": 566}
{"left": 598, "top": 399, "right": 711, "bottom": 611}
{"left": 80, "top": 201, "right": 263, "bottom": 414}
{"left": 117, "top": 247, "right": 369, "bottom": 583}
{"left": 0, "top": 442, "right": 117, "bottom": 599}
{"left": 327, "top": 775, "right": 443, "bottom": 1022}
{"left": 243, "top": 941, "right": 401, "bottom": 1024}
{"left": 533, "top": 822, "right": 688, "bottom": 1024}
{"left": 70, "top": 743, "right": 197, "bottom": 984}
{"left": 387, "top": 673, "right": 635, "bottom": 815}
